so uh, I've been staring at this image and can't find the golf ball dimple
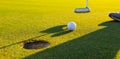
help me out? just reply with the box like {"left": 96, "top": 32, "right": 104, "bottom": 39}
{"left": 67, "top": 22, "right": 76, "bottom": 30}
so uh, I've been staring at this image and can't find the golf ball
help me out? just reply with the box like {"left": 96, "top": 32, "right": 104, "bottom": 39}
{"left": 67, "top": 22, "right": 76, "bottom": 30}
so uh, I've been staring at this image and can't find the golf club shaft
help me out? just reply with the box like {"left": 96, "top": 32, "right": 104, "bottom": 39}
{"left": 86, "top": 0, "right": 88, "bottom": 8}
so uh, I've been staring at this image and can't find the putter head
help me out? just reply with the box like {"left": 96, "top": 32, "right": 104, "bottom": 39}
{"left": 75, "top": 7, "right": 90, "bottom": 13}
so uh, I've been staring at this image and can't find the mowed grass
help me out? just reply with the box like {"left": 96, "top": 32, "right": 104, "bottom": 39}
{"left": 0, "top": 0, "right": 120, "bottom": 59}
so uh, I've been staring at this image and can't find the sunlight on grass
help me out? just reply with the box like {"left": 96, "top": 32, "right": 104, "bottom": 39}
{"left": 0, "top": 0, "right": 120, "bottom": 59}
{"left": 116, "top": 50, "right": 120, "bottom": 59}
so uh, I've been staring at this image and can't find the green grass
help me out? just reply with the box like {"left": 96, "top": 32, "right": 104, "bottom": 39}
{"left": 0, "top": 0, "right": 120, "bottom": 59}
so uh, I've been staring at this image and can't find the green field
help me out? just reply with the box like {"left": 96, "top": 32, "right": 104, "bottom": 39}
{"left": 0, "top": 0, "right": 120, "bottom": 59}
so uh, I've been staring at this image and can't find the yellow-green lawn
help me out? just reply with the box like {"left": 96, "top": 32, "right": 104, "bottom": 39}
{"left": 0, "top": 0, "right": 120, "bottom": 59}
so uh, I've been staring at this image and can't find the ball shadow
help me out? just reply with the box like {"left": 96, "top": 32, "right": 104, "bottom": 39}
{"left": 40, "top": 25, "right": 73, "bottom": 37}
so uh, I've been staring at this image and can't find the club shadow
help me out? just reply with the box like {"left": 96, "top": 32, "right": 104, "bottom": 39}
{"left": 0, "top": 34, "right": 46, "bottom": 49}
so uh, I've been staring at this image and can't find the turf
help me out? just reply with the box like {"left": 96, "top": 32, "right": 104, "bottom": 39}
{"left": 0, "top": 0, "right": 120, "bottom": 59}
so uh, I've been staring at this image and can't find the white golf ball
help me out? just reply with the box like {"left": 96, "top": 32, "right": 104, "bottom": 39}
{"left": 67, "top": 22, "right": 76, "bottom": 30}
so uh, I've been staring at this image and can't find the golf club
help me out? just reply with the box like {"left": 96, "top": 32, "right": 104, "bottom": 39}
{"left": 75, "top": 0, "right": 90, "bottom": 13}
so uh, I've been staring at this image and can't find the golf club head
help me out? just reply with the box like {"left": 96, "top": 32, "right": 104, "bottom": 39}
{"left": 75, "top": 7, "right": 90, "bottom": 13}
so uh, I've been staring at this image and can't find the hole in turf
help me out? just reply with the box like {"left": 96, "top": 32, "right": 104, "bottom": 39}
{"left": 23, "top": 40, "right": 50, "bottom": 49}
